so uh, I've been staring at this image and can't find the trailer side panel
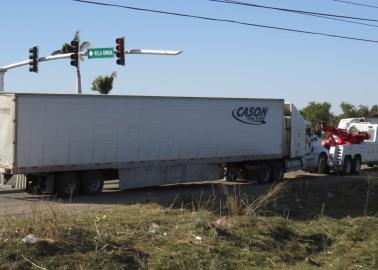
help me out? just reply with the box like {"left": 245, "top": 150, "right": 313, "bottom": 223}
{"left": 13, "top": 94, "right": 284, "bottom": 173}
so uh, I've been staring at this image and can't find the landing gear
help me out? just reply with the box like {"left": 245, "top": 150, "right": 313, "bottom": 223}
{"left": 225, "top": 161, "right": 284, "bottom": 184}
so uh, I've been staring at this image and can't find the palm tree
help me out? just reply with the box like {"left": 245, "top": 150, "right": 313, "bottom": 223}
{"left": 52, "top": 31, "right": 91, "bottom": 94}
{"left": 91, "top": 72, "right": 117, "bottom": 95}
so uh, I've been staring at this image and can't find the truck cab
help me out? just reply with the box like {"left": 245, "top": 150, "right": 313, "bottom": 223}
{"left": 283, "top": 103, "right": 329, "bottom": 174}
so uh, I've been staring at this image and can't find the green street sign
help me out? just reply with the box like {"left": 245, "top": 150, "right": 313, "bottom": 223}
{"left": 87, "top": 48, "right": 114, "bottom": 59}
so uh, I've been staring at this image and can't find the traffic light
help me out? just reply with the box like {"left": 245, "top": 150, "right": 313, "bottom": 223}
{"left": 115, "top": 37, "right": 125, "bottom": 66}
{"left": 28, "top": 46, "right": 38, "bottom": 73}
{"left": 70, "top": 40, "right": 79, "bottom": 67}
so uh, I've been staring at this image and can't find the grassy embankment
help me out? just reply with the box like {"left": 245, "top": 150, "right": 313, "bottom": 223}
{"left": 0, "top": 177, "right": 377, "bottom": 269}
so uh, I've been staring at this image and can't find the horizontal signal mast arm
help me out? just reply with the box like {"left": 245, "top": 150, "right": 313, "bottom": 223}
{"left": 0, "top": 49, "right": 182, "bottom": 71}
{"left": 126, "top": 49, "right": 183, "bottom": 55}
{"left": 0, "top": 53, "right": 84, "bottom": 72}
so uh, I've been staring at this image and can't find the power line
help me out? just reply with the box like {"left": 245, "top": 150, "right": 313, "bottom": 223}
{"left": 208, "top": 0, "right": 378, "bottom": 22}
{"left": 72, "top": 0, "right": 378, "bottom": 44}
{"left": 309, "top": 14, "right": 378, "bottom": 28}
{"left": 208, "top": 0, "right": 378, "bottom": 28}
{"left": 333, "top": 0, "right": 378, "bottom": 9}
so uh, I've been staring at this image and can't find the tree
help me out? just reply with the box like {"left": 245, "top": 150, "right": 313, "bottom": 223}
{"left": 339, "top": 102, "right": 357, "bottom": 118}
{"left": 339, "top": 102, "right": 378, "bottom": 118}
{"left": 300, "top": 102, "right": 335, "bottom": 129}
{"left": 91, "top": 72, "right": 117, "bottom": 95}
{"left": 369, "top": 105, "right": 378, "bottom": 117}
{"left": 357, "top": 105, "right": 369, "bottom": 117}
{"left": 51, "top": 31, "right": 91, "bottom": 94}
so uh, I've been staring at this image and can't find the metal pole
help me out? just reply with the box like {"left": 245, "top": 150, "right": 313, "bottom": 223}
{"left": 0, "top": 70, "right": 5, "bottom": 92}
{"left": 0, "top": 49, "right": 181, "bottom": 93}
{"left": 0, "top": 53, "right": 84, "bottom": 94}
{"left": 126, "top": 49, "right": 182, "bottom": 55}
{"left": 76, "top": 67, "right": 82, "bottom": 94}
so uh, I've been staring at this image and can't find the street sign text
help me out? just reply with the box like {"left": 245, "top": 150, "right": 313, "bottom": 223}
{"left": 88, "top": 48, "right": 114, "bottom": 59}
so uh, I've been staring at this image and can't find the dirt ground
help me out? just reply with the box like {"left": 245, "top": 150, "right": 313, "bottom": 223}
{"left": 0, "top": 167, "right": 377, "bottom": 217}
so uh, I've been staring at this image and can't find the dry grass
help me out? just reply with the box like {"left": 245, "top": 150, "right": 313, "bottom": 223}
{"left": 0, "top": 179, "right": 377, "bottom": 270}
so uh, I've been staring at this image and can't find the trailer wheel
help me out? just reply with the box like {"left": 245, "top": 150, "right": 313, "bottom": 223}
{"left": 25, "top": 175, "right": 43, "bottom": 195}
{"left": 272, "top": 161, "right": 284, "bottom": 182}
{"left": 55, "top": 172, "right": 80, "bottom": 198}
{"left": 80, "top": 171, "right": 104, "bottom": 194}
{"left": 352, "top": 155, "right": 362, "bottom": 175}
{"left": 342, "top": 156, "right": 353, "bottom": 175}
{"left": 317, "top": 153, "right": 329, "bottom": 174}
{"left": 258, "top": 163, "right": 273, "bottom": 184}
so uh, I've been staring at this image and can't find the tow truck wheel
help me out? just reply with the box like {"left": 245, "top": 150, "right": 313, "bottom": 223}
{"left": 80, "top": 171, "right": 104, "bottom": 194}
{"left": 342, "top": 156, "right": 353, "bottom": 175}
{"left": 272, "top": 161, "right": 284, "bottom": 182}
{"left": 317, "top": 153, "right": 329, "bottom": 174}
{"left": 55, "top": 172, "right": 80, "bottom": 198}
{"left": 352, "top": 156, "right": 362, "bottom": 175}
{"left": 258, "top": 163, "right": 273, "bottom": 184}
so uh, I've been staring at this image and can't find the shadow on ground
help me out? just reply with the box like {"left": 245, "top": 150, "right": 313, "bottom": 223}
{"left": 9, "top": 168, "right": 378, "bottom": 221}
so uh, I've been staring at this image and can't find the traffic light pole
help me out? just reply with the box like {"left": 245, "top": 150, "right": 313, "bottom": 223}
{"left": 0, "top": 71, "right": 5, "bottom": 92}
{"left": 0, "top": 49, "right": 182, "bottom": 92}
{"left": 0, "top": 52, "right": 82, "bottom": 92}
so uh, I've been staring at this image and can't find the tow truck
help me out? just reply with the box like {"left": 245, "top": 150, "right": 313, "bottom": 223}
{"left": 319, "top": 118, "right": 378, "bottom": 174}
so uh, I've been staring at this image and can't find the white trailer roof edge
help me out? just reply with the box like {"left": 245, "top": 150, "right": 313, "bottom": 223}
{"left": 1, "top": 92, "right": 284, "bottom": 102}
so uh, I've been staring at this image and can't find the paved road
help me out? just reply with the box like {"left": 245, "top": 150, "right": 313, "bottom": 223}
{"left": 0, "top": 168, "right": 377, "bottom": 216}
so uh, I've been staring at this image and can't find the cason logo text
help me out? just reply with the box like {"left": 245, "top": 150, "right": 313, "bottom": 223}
{"left": 232, "top": 106, "right": 269, "bottom": 125}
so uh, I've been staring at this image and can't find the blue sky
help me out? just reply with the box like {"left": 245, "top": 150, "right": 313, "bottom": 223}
{"left": 1, "top": 0, "right": 378, "bottom": 113}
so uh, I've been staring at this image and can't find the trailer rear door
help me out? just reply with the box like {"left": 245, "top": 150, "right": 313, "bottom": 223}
{"left": 0, "top": 95, "right": 15, "bottom": 172}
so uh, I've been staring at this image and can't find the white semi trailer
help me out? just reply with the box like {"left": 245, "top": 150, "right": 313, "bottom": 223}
{"left": 0, "top": 93, "right": 327, "bottom": 197}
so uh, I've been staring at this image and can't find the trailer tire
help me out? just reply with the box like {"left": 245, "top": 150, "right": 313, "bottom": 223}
{"left": 80, "top": 171, "right": 104, "bottom": 194}
{"left": 258, "top": 163, "right": 273, "bottom": 184}
{"left": 342, "top": 156, "right": 353, "bottom": 175}
{"left": 352, "top": 155, "right": 362, "bottom": 175}
{"left": 55, "top": 172, "right": 80, "bottom": 198}
{"left": 25, "top": 175, "right": 43, "bottom": 195}
{"left": 317, "top": 153, "right": 329, "bottom": 174}
{"left": 272, "top": 161, "right": 284, "bottom": 182}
